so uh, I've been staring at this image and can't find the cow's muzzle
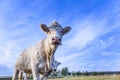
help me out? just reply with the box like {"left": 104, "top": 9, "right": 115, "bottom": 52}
{"left": 52, "top": 37, "right": 61, "bottom": 45}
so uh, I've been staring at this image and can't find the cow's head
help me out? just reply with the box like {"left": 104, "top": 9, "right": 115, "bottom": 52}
{"left": 53, "top": 60, "right": 61, "bottom": 72}
{"left": 40, "top": 21, "right": 71, "bottom": 47}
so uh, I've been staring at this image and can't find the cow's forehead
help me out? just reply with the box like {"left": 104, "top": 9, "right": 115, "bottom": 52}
{"left": 48, "top": 21, "right": 63, "bottom": 30}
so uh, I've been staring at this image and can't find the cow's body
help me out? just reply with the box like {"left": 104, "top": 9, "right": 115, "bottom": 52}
{"left": 23, "top": 60, "right": 61, "bottom": 80}
{"left": 16, "top": 38, "right": 56, "bottom": 73}
{"left": 12, "top": 21, "right": 71, "bottom": 80}
{"left": 13, "top": 38, "right": 56, "bottom": 80}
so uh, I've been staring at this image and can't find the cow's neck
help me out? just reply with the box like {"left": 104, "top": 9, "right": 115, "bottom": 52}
{"left": 43, "top": 38, "right": 58, "bottom": 62}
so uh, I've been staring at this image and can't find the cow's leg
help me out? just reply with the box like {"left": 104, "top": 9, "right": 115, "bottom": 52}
{"left": 31, "top": 62, "right": 40, "bottom": 80}
{"left": 41, "top": 75, "right": 47, "bottom": 80}
{"left": 41, "top": 71, "right": 50, "bottom": 80}
{"left": 41, "top": 55, "right": 54, "bottom": 80}
{"left": 42, "top": 77, "right": 47, "bottom": 80}
{"left": 24, "top": 73, "right": 28, "bottom": 80}
{"left": 32, "top": 67, "right": 40, "bottom": 80}
{"left": 12, "top": 68, "right": 19, "bottom": 80}
{"left": 19, "top": 71, "right": 23, "bottom": 80}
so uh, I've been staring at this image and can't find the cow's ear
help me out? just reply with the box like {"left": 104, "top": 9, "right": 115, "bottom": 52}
{"left": 57, "top": 62, "right": 61, "bottom": 65}
{"left": 63, "top": 26, "right": 71, "bottom": 35}
{"left": 40, "top": 24, "right": 49, "bottom": 33}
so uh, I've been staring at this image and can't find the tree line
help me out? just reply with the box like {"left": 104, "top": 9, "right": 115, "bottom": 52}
{"left": 49, "top": 67, "right": 120, "bottom": 78}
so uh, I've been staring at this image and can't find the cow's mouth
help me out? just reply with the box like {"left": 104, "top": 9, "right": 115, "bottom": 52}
{"left": 52, "top": 42, "right": 61, "bottom": 46}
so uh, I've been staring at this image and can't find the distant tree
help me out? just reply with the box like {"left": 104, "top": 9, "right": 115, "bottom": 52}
{"left": 97, "top": 72, "right": 105, "bottom": 75}
{"left": 61, "top": 67, "right": 69, "bottom": 76}
{"left": 82, "top": 71, "right": 86, "bottom": 76}
{"left": 91, "top": 72, "right": 97, "bottom": 76}
{"left": 68, "top": 72, "right": 71, "bottom": 76}
{"left": 76, "top": 71, "right": 82, "bottom": 76}
{"left": 85, "top": 71, "right": 89, "bottom": 76}
{"left": 72, "top": 71, "right": 76, "bottom": 76}
{"left": 49, "top": 72, "right": 57, "bottom": 78}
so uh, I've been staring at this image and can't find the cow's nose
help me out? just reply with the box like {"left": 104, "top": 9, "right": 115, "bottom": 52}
{"left": 53, "top": 69, "right": 56, "bottom": 72}
{"left": 52, "top": 37, "right": 61, "bottom": 42}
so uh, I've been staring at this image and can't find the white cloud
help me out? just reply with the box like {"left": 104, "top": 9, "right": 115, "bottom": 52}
{"left": 0, "top": 40, "right": 19, "bottom": 68}
{"left": 57, "top": 52, "right": 83, "bottom": 63}
{"left": 63, "top": 15, "right": 110, "bottom": 51}
{"left": 56, "top": 4, "right": 120, "bottom": 71}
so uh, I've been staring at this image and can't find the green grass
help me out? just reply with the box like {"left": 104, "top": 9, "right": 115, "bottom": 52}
{"left": 48, "top": 75, "right": 120, "bottom": 80}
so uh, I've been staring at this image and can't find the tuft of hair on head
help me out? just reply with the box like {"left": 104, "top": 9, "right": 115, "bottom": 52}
{"left": 51, "top": 21, "right": 61, "bottom": 27}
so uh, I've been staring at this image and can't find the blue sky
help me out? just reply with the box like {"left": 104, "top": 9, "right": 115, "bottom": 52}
{"left": 0, "top": 0, "right": 120, "bottom": 76}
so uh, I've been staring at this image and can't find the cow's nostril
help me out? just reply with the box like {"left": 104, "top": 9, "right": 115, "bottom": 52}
{"left": 58, "top": 38, "right": 61, "bottom": 41}
{"left": 52, "top": 37, "right": 55, "bottom": 41}
{"left": 54, "top": 69, "right": 56, "bottom": 71}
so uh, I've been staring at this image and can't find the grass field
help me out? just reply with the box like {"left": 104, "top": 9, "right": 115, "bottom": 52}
{"left": 1, "top": 75, "right": 120, "bottom": 80}
{"left": 48, "top": 75, "right": 120, "bottom": 80}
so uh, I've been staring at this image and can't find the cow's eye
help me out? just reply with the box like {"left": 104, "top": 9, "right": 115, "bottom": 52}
{"left": 48, "top": 31, "right": 52, "bottom": 34}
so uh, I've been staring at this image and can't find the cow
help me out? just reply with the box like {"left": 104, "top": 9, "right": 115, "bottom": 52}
{"left": 41, "top": 60, "right": 61, "bottom": 80}
{"left": 12, "top": 21, "right": 71, "bottom": 80}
